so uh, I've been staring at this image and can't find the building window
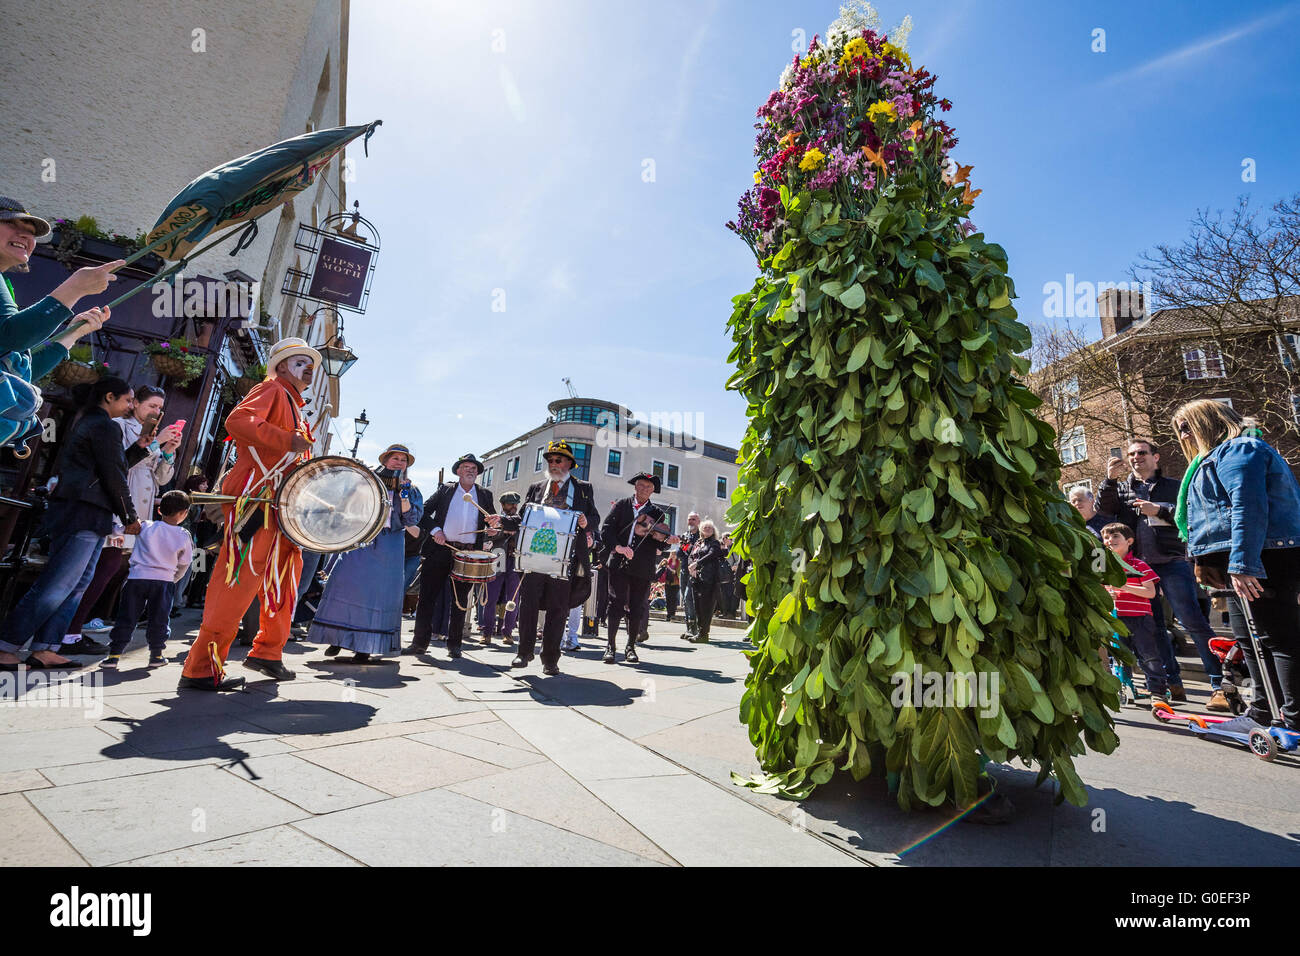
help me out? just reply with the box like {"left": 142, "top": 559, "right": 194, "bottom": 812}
{"left": 1292, "top": 392, "right": 1300, "bottom": 428}
{"left": 535, "top": 447, "right": 546, "bottom": 472}
{"left": 485, "top": 466, "right": 494, "bottom": 488}
{"left": 607, "top": 449, "right": 622, "bottom": 476}
{"left": 1183, "top": 346, "right": 1225, "bottom": 380}
{"left": 561, "top": 440, "right": 592, "bottom": 480}
{"left": 1052, "top": 376, "right": 1080, "bottom": 412}
{"left": 555, "top": 404, "right": 619, "bottom": 428}
{"left": 1063, "top": 479, "right": 1092, "bottom": 495}
{"left": 716, "top": 476, "right": 728, "bottom": 499}
{"left": 1278, "top": 333, "right": 1300, "bottom": 370}
{"left": 505, "top": 456, "right": 519, "bottom": 481}
{"left": 1059, "top": 426, "right": 1087, "bottom": 465}
{"left": 666, "top": 463, "right": 680, "bottom": 489}
{"left": 652, "top": 460, "right": 665, "bottom": 484}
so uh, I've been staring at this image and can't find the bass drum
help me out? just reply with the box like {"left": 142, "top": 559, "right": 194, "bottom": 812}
{"left": 274, "top": 455, "right": 389, "bottom": 553}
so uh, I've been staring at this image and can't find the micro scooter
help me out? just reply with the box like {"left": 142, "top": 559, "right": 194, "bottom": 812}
{"left": 1153, "top": 591, "right": 1300, "bottom": 761}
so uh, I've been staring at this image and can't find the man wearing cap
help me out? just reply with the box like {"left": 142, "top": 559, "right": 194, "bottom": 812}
{"left": 601, "top": 472, "right": 680, "bottom": 664}
{"left": 513, "top": 440, "right": 600, "bottom": 676}
{"left": 481, "top": 491, "right": 523, "bottom": 643}
{"left": 0, "top": 198, "right": 122, "bottom": 451}
{"left": 406, "top": 453, "right": 498, "bottom": 659}
{"left": 178, "top": 337, "right": 319, "bottom": 691}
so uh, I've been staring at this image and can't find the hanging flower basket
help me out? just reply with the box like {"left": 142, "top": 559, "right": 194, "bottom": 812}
{"left": 144, "top": 338, "right": 207, "bottom": 387}
{"left": 49, "top": 360, "right": 102, "bottom": 388}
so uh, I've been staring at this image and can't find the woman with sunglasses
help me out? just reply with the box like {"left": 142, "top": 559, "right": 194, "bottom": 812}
{"left": 1173, "top": 399, "right": 1300, "bottom": 732}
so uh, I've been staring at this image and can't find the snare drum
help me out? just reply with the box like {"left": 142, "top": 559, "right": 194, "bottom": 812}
{"left": 450, "top": 549, "right": 498, "bottom": 584}
{"left": 516, "top": 502, "right": 580, "bottom": 578}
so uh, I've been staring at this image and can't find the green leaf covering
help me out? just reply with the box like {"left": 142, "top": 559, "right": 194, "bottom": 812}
{"left": 726, "top": 20, "right": 1127, "bottom": 810}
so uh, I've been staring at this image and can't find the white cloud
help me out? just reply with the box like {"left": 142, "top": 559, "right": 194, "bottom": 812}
{"left": 1099, "top": 5, "right": 1297, "bottom": 87}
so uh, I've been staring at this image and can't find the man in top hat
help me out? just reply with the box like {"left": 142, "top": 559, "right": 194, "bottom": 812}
{"left": 179, "top": 337, "right": 320, "bottom": 691}
{"left": 513, "top": 440, "right": 600, "bottom": 676}
{"left": 601, "top": 472, "right": 679, "bottom": 664}
{"left": 406, "top": 453, "right": 498, "bottom": 659}
{"left": 481, "top": 490, "right": 523, "bottom": 643}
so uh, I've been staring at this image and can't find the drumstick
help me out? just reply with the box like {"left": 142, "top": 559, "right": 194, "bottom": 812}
{"left": 505, "top": 572, "right": 528, "bottom": 612}
{"left": 461, "top": 493, "right": 497, "bottom": 520}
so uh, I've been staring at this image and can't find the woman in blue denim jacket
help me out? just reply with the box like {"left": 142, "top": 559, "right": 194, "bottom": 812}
{"left": 1174, "top": 399, "right": 1300, "bottom": 730}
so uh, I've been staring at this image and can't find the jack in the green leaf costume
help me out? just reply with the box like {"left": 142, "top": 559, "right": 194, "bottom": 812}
{"left": 725, "top": 8, "right": 1131, "bottom": 810}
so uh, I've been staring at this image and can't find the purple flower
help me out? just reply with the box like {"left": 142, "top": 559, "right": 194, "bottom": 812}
{"left": 890, "top": 94, "right": 915, "bottom": 119}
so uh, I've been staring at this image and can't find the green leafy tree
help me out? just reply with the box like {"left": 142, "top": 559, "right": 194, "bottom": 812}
{"left": 726, "top": 12, "right": 1129, "bottom": 809}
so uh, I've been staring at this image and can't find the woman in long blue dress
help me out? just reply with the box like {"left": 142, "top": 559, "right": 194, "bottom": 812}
{"left": 312, "top": 444, "right": 424, "bottom": 663}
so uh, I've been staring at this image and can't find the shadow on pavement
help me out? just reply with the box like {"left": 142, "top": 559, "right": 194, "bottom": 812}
{"left": 789, "top": 764, "right": 1300, "bottom": 866}
{"left": 99, "top": 691, "right": 378, "bottom": 773}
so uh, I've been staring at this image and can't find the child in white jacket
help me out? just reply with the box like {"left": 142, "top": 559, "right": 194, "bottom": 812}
{"left": 103, "top": 491, "right": 193, "bottom": 669}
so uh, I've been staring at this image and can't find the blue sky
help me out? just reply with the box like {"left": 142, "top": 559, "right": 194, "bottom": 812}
{"left": 339, "top": 0, "right": 1300, "bottom": 487}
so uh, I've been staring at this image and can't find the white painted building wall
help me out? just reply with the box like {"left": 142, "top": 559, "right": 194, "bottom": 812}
{"left": 0, "top": 0, "right": 352, "bottom": 449}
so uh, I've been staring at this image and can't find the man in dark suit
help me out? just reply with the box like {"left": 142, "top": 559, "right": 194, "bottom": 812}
{"left": 405, "top": 453, "right": 498, "bottom": 660}
{"left": 512, "top": 440, "right": 600, "bottom": 676}
{"left": 601, "top": 472, "right": 679, "bottom": 664}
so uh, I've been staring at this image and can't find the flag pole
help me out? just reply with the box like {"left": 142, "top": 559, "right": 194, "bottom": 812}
{"left": 63, "top": 218, "right": 255, "bottom": 335}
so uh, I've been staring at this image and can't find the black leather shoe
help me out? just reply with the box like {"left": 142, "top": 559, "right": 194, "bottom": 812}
{"left": 324, "top": 645, "right": 341, "bottom": 657}
{"left": 401, "top": 643, "right": 429, "bottom": 656}
{"left": 62, "top": 636, "right": 107, "bottom": 655}
{"left": 178, "top": 675, "right": 246, "bottom": 692}
{"left": 243, "top": 657, "right": 296, "bottom": 681}
{"left": 625, "top": 646, "right": 640, "bottom": 664}
{"left": 510, "top": 655, "right": 531, "bottom": 668}
{"left": 542, "top": 663, "right": 560, "bottom": 676}
{"left": 448, "top": 648, "right": 462, "bottom": 660}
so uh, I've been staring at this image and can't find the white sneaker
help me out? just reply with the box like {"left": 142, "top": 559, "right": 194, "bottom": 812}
{"left": 83, "top": 619, "right": 111, "bottom": 634}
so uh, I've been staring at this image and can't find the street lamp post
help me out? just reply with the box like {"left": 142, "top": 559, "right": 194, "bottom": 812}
{"left": 351, "top": 409, "right": 369, "bottom": 459}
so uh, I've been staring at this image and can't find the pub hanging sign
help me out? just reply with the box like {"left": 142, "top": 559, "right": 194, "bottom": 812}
{"left": 281, "top": 203, "right": 380, "bottom": 314}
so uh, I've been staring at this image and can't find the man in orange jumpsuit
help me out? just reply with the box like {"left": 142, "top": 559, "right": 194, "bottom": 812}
{"left": 178, "top": 337, "right": 320, "bottom": 692}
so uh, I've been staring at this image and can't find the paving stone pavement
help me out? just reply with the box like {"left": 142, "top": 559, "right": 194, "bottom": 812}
{"left": 0, "top": 610, "right": 1295, "bottom": 866}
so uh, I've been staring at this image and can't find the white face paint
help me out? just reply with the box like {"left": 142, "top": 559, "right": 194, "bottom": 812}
{"left": 276, "top": 354, "right": 315, "bottom": 389}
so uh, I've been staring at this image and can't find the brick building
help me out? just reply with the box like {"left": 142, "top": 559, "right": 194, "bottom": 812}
{"left": 1030, "top": 289, "right": 1300, "bottom": 494}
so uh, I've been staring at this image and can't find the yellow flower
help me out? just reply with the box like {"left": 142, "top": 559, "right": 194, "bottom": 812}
{"left": 838, "top": 36, "right": 869, "bottom": 66}
{"left": 799, "top": 147, "right": 826, "bottom": 171}
{"left": 881, "top": 41, "right": 913, "bottom": 68}
{"left": 866, "top": 100, "right": 897, "bottom": 122}
{"left": 753, "top": 171, "right": 761, "bottom": 183}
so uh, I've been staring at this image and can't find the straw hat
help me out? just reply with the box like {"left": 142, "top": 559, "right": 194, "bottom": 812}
{"left": 265, "top": 337, "right": 322, "bottom": 376}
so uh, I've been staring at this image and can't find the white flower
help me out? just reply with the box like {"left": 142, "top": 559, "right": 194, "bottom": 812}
{"left": 827, "top": 0, "right": 881, "bottom": 47}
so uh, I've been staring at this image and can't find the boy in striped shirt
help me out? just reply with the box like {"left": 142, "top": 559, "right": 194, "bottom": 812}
{"left": 1102, "top": 522, "right": 1170, "bottom": 704}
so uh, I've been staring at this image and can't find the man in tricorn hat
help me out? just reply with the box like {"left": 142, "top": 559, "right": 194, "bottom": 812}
{"left": 512, "top": 440, "right": 600, "bottom": 676}
{"left": 405, "top": 453, "right": 498, "bottom": 660}
{"left": 178, "top": 337, "right": 320, "bottom": 691}
{"left": 600, "top": 472, "right": 679, "bottom": 664}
